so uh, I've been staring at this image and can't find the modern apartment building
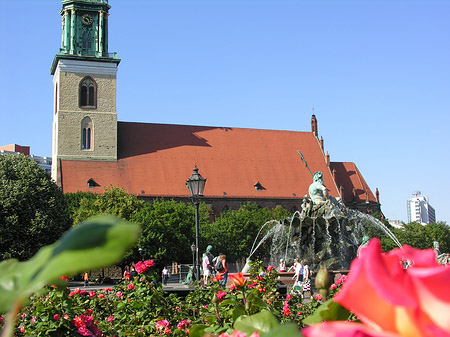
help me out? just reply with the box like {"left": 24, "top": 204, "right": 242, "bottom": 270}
{"left": 406, "top": 191, "right": 436, "bottom": 224}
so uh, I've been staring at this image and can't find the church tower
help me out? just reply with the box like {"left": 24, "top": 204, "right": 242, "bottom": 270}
{"left": 50, "top": 0, "right": 120, "bottom": 183}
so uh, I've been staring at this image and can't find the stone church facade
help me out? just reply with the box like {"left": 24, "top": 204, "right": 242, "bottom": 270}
{"left": 50, "top": 0, "right": 381, "bottom": 217}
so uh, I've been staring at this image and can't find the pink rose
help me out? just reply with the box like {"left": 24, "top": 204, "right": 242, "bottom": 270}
{"left": 135, "top": 261, "right": 148, "bottom": 274}
{"left": 330, "top": 283, "right": 337, "bottom": 290}
{"left": 116, "top": 291, "right": 123, "bottom": 298}
{"left": 89, "top": 291, "right": 95, "bottom": 298}
{"left": 127, "top": 283, "right": 134, "bottom": 290}
{"left": 53, "top": 314, "right": 60, "bottom": 321}
{"left": 315, "top": 294, "right": 323, "bottom": 301}
{"left": 217, "top": 290, "right": 227, "bottom": 302}
{"left": 106, "top": 316, "right": 114, "bottom": 322}
{"left": 73, "top": 288, "right": 81, "bottom": 294}
{"left": 303, "top": 238, "right": 450, "bottom": 337}
{"left": 144, "top": 259, "right": 155, "bottom": 267}
{"left": 155, "top": 319, "right": 170, "bottom": 330}
{"left": 20, "top": 326, "right": 25, "bottom": 333}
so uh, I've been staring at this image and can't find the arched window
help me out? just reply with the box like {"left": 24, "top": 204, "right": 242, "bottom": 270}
{"left": 81, "top": 117, "right": 93, "bottom": 150}
{"left": 79, "top": 77, "right": 97, "bottom": 108}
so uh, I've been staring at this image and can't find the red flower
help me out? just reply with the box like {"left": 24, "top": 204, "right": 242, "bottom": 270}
{"left": 106, "top": 316, "right": 114, "bottom": 322}
{"left": 89, "top": 291, "right": 95, "bottom": 298}
{"left": 97, "top": 294, "right": 104, "bottom": 299}
{"left": 315, "top": 294, "right": 323, "bottom": 301}
{"left": 330, "top": 283, "right": 337, "bottom": 290}
{"left": 217, "top": 290, "right": 227, "bottom": 303}
{"left": 60, "top": 276, "right": 68, "bottom": 281}
{"left": 19, "top": 326, "right": 25, "bottom": 333}
{"left": 53, "top": 314, "right": 60, "bottom": 321}
{"left": 127, "top": 283, "right": 134, "bottom": 290}
{"left": 74, "top": 288, "right": 81, "bottom": 294}
{"left": 85, "top": 309, "right": 93, "bottom": 316}
{"left": 135, "top": 261, "right": 148, "bottom": 274}
{"left": 144, "top": 259, "right": 155, "bottom": 268}
{"left": 267, "top": 265, "right": 274, "bottom": 272}
{"left": 229, "top": 273, "right": 246, "bottom": 288}
{"left": 213, "top": 275, "right": 224, "bottom": 282}
{"left": 124, "top": 271, "right": 130, "bottom": 279}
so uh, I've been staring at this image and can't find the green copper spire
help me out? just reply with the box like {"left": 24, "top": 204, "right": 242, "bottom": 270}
{"left": 51, "top": 0, "right": 120, "bottom": 74}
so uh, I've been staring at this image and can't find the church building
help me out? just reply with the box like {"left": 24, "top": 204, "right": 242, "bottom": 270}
{"left": 50, "top": 0, "right": 381, "bottom": 217}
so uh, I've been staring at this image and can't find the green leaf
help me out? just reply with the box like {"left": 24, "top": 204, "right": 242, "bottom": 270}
{"left": 234, "top": 310, "right": 279, "bottom": 336}
{"left": 232, "top": 306, "right": 246, "bottom": 321}
{"left": 262, "top": 323, "right": 303, "bottom": 337}
{"left": 302, "top": 299, "right": 351, "bottom": 325}
{"left": 188, "top": 324, "right": 207, "bottom": 337}
{"left": 0, "top": 215, "right": 140, "bottom": 312}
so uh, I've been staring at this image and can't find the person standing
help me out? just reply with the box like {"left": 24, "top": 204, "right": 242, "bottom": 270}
{"left": 83, "top": 272, "right": 89, "bottom": 287}
{"left": 279, "top": 258, "right": 286, "bottom": 272}
{"left": 202, "top": 252, "right": 212, "bottom": 285}
{"left": 162, "top": 266, "right": 169, "bottom": 285}
{"left": 216, "top": 254, "right": 228, "bottom": 287}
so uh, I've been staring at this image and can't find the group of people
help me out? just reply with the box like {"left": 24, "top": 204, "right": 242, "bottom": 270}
{"left": 280, "top": 258, "right": 311, "bottom": 297}
{"left": 202, "top": 249, "right": 228, "bottom": 286}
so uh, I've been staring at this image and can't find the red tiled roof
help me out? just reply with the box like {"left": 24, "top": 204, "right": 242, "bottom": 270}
{"left": 330, "top": 162, "right": 376, "bottom": 203}
{"left": 60, "top": 122, "right": 341, "bottom": 199}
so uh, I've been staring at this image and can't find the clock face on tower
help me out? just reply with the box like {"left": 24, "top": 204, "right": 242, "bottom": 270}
{"left": 82, "top": 14, "right": 93, "bottom": 26}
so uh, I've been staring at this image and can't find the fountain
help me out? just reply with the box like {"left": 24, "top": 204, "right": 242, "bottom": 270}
{"left": 242, "top": 169, "right": 402, "bottom": 272}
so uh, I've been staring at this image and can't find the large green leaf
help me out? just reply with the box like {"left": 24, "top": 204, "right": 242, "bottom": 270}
{"left": 302, "top": 299, "right": 351, "bottom": 326}
{"left": 263, "top": 323, "right": 303, "bottom": 337}
{"left": 0, "top": 215, "right": 140, "bottom": 312}
{"left": 188, "top": 324, "right": 207, "bottom": 337}
{"left": 234, "top": 310, "right": 279, "bottom": 336}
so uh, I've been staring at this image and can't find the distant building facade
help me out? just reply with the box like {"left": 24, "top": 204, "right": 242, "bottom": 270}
{"left": 0, "top": 144, "right": 52, "bottom": 174}
{"left": 407, "top": 191, "right": 436, "bottom": 225}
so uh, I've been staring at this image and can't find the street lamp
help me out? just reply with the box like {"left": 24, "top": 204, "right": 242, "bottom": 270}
{"left": 186, "top": 165, "right": 206, "bottom": 282}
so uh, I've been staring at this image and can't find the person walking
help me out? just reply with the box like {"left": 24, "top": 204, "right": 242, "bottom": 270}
{"left": 301, "top": 259, "right": 311, "bottom": 298}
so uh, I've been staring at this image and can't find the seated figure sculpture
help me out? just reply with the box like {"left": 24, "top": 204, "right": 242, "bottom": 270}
{"left": 308, "top": 171, "right": 328, "bottom": 205}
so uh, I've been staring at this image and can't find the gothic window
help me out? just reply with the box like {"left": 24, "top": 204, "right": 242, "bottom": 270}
{"left": 79, "top": 77, "right": 97, "bottom": 108}
{"left": 81, "top": 117, "right": 93, "bottom": 150}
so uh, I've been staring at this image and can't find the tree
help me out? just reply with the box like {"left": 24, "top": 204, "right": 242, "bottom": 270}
{"left": 201, "top": 202, "right": 290, "bottom": 262}
{"left": 72, "top": 186, "right": 144, "bottom": 225}
{"left": 0, "top": 154, "right": 72, "bottom": 260}
{"left": 64, "top": 191, "right": 97, "bottom": 222}
{"left": 130, "top": 199, "right": 210, "bottom": 267}
{"left": 392, "top": 222, "right": 450, "bottom": 252}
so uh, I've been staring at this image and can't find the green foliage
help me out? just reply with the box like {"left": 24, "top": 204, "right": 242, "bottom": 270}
{"left": 0, "top": 215, "right": 140, "bottom": 337}
{"left": 131, "top": 199, "right": 209, "bottom": 267}
{"left": 392, "top": 222, "right": 450, "bottom": 252}
{"left": 202, "top": 203, "right": 290, "bottom": 261}
{"left": 73, "top": 186, "right": 144, "bottom": 225}
{"left": 0, "top": 154, "right": 72, "bottom": 261}
{"left": 64, "top": 191, "right": 97, "bottom": 222}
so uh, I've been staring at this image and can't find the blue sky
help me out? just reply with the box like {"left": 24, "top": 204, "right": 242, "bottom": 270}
{"left": 0, "top": 0, "right": 449, "bottom": 224}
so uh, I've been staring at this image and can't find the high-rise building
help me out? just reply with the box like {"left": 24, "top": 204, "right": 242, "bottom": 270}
{"left": 406, "top": 191, "right": 436, "bottom": 224}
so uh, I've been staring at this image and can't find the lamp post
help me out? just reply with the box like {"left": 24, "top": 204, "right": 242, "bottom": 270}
{"left": 186, "top": 166, "right": 206, "bottom": 282}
